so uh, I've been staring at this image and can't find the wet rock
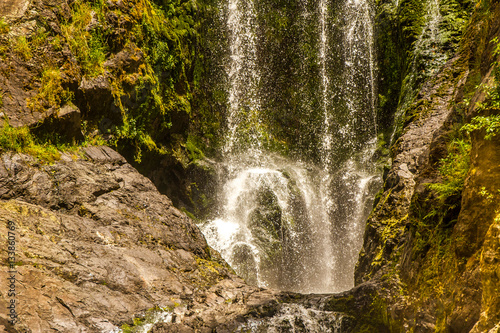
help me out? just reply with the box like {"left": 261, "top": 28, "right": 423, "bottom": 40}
{"left": 356, "top": 54, "right": 467, "bottom": 285}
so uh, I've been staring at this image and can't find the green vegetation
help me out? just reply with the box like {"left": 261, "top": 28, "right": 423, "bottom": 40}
{"left": 49, "top": 35, "right": 63, "bottom": 51}
{"left": 31, "top": 28, "right": 49, "bottom": 49}
{"left": 0, "top": 123, "right": 61, "bottom": 162}
{"left": 426, "top": 138, "right": 471, "bottom": 201}
{"left": 61, "top": 1, "right": 108, "bottom": 77}
{"left": 14, "top": 36, "right": 32, "bottom": 61}
{"left": 388, "top": 0, "right": 473, "bottom": 143}
{"left": 0, "top": 19, "right": 9, "bottom": 34}
{"left": 120, "top": 306, "right": 173, "bottom": 333}
{"left": 462, "top": 115, "right": 500, "bottom": 140}
{"left": 27, "top": 68, "right": 74, "bottom": 113}
{"left": 109, "top": 0, "right": 201, "bottom": 162}
{"left": 184, "top": 134, "right": 205, "bottom": 161}
{"left": 0, "top": 119, "right": 111, "bottom": 163}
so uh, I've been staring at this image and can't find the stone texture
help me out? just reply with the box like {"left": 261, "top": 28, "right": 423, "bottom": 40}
{"left": 0, "top": 146, "right": 224, "bottom": 331}
{"left": 356, "top": 54, "right": 468, "bottom": 285}
{"left": 0, "top": 146, "right": 392, "bottom": 332}
{"left": 354, "top": 1, "right": 500, "bottom": 332}
{"left": 0, "top": 0, "right": 31, "bottom": 19}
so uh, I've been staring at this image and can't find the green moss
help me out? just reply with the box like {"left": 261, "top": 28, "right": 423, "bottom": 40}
{"left": 194, "top": 256, "right": 231, "bottom": 287}
{"left": 49, "top": 35, "right": 63, "bottom": 51}
{"left": 0, "top": 19, "right": 9, "bottom": 34}
{"left": 120, "top": 306, "right": 173, "bottom": 333}
{"left": 31, "top": 27, "right": 49, "bottom": 49}
{"left": 0, "top": 123, "right": 61, "bottom": 162}
{"left": 61, "top": 1, "right": 108, "bottom": 77}
{"left": 27, "top": 68, "right": 74, "bottom": 113}
{"left": 13, "top": 36, "right": 32, "bottom": 61}
{"left": 183, "top": 134, "right": 205, "bottom": 161}
{"left": 181, "top": 207, "right": 196, "bottom": 221}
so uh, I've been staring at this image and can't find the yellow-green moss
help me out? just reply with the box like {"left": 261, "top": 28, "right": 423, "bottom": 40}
{"left": 0, "top": 123, "right": 61, "bottom": 162}
{"left": 0, "top": 19, "right": 9, "bottom": 34}
{"left": 13, "top": 36, "right": 32, "bottom": 61}
{"left": 60, "top": 1, "right": 108, "bottom": 77}
{"left": 27, "top": 68, "right": 74, "bottom": 113}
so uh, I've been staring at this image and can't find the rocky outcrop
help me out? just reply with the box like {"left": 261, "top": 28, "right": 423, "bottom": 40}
{"left": 0, "top": 146, "right": 394, "bottom": 332}
{"left": 0, "top": 146, "right": 252, "bottom": 332}
{"left": 354, "top": 1, "right": 500, "bottom": 332}
{"left": 0, "top": 147, "right": 188, "bottom": 328}
{"left": 356, "top": 53, "right": 468, "bottom": 284}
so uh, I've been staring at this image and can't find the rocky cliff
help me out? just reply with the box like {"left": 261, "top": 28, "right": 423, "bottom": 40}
{"left": 355, "top": 0, "right": 500, "bottom": 332}
{"left": 0, "top": 145, "right": 283, "bottom": 332}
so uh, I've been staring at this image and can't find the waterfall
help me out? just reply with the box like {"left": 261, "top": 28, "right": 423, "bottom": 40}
{"left": 201, "top": 0, "right": 381, "bottom": 294}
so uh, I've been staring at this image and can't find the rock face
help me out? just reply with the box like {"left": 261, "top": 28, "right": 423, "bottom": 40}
{"left": 353, "top": 0, "right": 500, "bottom": 332}
{"left": 0, "top": 146, "right": 393, "bottom": 332}
{"left": 0, "top": 146, "right": 223, "bottom": 331}
{"left": 0, "top": 0, "right": 216, "bottom": 217}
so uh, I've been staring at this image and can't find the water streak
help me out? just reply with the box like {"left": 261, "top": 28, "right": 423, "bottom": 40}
{"left": 224, "top": 0, "right": 262, "bottom": 154}
{"left": 317, "top": 0, "right": 379, "bottom": 290}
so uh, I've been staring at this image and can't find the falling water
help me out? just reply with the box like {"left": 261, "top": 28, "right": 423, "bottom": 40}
{"left": 224, "top": 0, "right": 262, "bottom": 154}
{"left": 318, "top": 0, "right": 379, "bottom": 290}
{"left": 201, "top": 0, "right": 381, "bottom": 294}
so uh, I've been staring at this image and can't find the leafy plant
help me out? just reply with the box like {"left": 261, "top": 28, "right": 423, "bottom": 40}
{"left": 462, "top": 115, "right": 500, "bottom": 140}
{"left": 427, "top": 138, "right": 471, "bottom": 201}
